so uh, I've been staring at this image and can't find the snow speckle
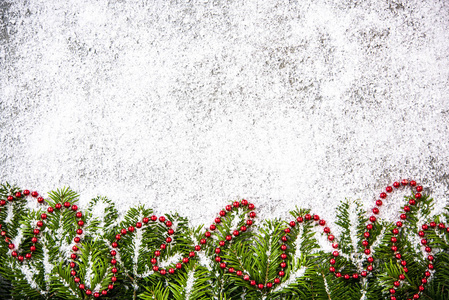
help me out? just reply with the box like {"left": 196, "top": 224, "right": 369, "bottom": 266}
{"left": 0, "top": 0, "right": 448, "bottom": 229}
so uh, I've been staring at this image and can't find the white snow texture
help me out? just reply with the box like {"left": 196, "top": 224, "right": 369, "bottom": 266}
{"left": 1, "top": 0, "right": 448, "bottom": 227}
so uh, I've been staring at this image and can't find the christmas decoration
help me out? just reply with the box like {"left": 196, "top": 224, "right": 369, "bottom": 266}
{"left": 0, "top": 180, "right": 448, "bottom": 300}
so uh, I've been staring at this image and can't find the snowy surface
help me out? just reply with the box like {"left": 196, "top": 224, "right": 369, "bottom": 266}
{"left": 1, "top": 0, "right": 448, "bottom": 228}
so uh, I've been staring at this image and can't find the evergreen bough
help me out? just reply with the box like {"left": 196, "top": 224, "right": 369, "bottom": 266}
{"left": 0, "top": 182, "right": 448, "bottom": 300}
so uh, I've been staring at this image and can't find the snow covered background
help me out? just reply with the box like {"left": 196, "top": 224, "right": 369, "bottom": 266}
{"left": 1, "top": 0, "right": 448, "bottom": 227}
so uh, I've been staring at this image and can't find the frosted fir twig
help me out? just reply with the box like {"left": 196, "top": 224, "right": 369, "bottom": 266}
{"left": 184, "top": 270, "right": 195, "bottom": 300}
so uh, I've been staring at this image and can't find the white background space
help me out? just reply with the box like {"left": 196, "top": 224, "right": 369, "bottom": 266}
{"left": 1, "top": 0, "right": 448, "bottom": 227}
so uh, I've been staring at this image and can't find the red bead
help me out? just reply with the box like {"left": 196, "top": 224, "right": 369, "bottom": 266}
{"left": 31, "top": 191, "right": 39, "bottom": 197}
{"left": 280, "top": 262, "right": 287, "bottom": 268}
{"left": 279, "top": 271, "right": 285, "bottom": 277}
{"left": 361, "top": 271, "right": 367, "bottom": 277}
{"left": 111, "top": 259, "right": 117, "bottom": 265}
{"left": 248, "top": 203, "right": 255, "bottom": 210}
{"left": 143, "top": 217, "right": 149, "bottom": 223}
{"left": 79, "top": 284, "right": 85, "bottom": 290}
{"left": 401, "top": 260, "right": 407, "bottom": 266}
{"left": 425, "top": 247, "right": 431, "bottom": 253}
{"left": 220, "top": 262, "right": 226, "bottom": 269}
{"left": 281, "top": 253, "right": 287, "bottom": 259}
{"left": 330, "top": 259, "right": 336, "bottom": 265}
{"left": 258, "top": 284, "right": 264, "bottom": 289}
{"left": 72, "top": 246, "right": 79, "bottom": 251}
{"left": 71, "top": 205, "right": 78, "bottom": 211}
{"left": 333, "top": 251, "right": 339, "bottom": 257}
{"left": 422, "top": 278, "right": 427, "bottom": 284}
{"left": 352, "top": 273, "right": 359, "bottom": 279}
{"left": 151, "top": 258, "right": 157, "bottom": 264}
{"left": 386, "top": 186, "right": 393, "bottom": 193}
{"left": 329, "top": 266, "right": 335, "bottom": 272}
{"left": 395, "top": 253, "right": 402, "bottom": 259}
{"left": 246, "top": 220, "right": 253, "bottom": 225}
{"left": 319, "top": 220, "right": 326, "bottom": 226}
{"left": 390, "top": 288, "right": 396, "bottom": 294}
{"left": 18, "top": 256, "right": 24, "bottom": 262}
{"left": 297, "top": 216, "right": 304, "bottom": 223}
{"left": 366, "top": 224, "right": 373, "bottom": 230}
{"left": 37, "top": 197, "right": 44, "bottom": 203}
{"left": 37, "top": 221, "right": 43, "bottom": 227}
{"left": 102, "top": 290, "right": 108, "bottom": 296}
{"left": 55, "top": 203, "right": 62, "bottom": 209}
{"left": 110, "top": 250, "right": 117, "bottom": 256}
{"left": 233, "top": 230, "right": 239, "bottom": 236}
{"left": 430, "top": 222, "right": 436, "bottom": 228}
{"left": 111, "top": 276, "right": 117, "bottom": 282}
{"left": 136, "top": 222, "right": 142, "bottom": 228}
{"left": 94, "top": 292, "right": 100, "bottom": 298}
{"left": 391, "top": 246, "right": 398, "bottom": 252}
{"left": 76, "top": 229, "right": 83, "bottom": 235}
{"left": 225, "top": 205, "right": 232, "bottom": 211}
{"left": 401, "top": 179, "right": 408, "bottom": 186}
{"left": 30, "top": 246, "right": 36, "bottom": 252}
{"left": 210, "top": 224, "right": 216, "bottom": 230}
{"left": 153, "top": 266, "right": 159, "bottom": 272}
{"left": 165, "top": 221, "right": 172, "bottom": 227}
{"left": 159, "top": 216, "right": 165, "bottom": 222}
{"left": 250, "top": 280, "right": 256, "bottom": 285}
{"left": 415, "top": 193, "right": 422, "bottom": 199}
{"left": 47, "top": 207, "right": 54, "bottom": 213}
{"left": 332, "top": 243, "right": 339, "bottom": 249}
{"left": 240, "top": 226, "right": 247, "bottom": 232}
{"left": 409, "top": 199, "right": 416, "bottom": 205}
{"left": 284, "top": 228, "right": 291, "bottom": 233}
{"left": 376, "top": 200, "right": 383, "bottom": 206}
{"left": 266, "top": 282, "right": 272, "bottom": 288}
{"left": 422, "top": 224, "right": 428, "bottom": 230}
{"left": 74, "top": 237, "right": 80, "bottom": 243}
{"left": 108, "top": 284, "right": 114, "bottom": 290}
{"left": 281, "top": 236, "right": 288, "bottom": 242}
{"left": 410, "top": 180, "right": 417, "bottom": 186}
{"left": 86, "top": 290, "right": 92, "bottom": 295}
{"left": 71, "top": 270, "right": 76, "bottom": 276}
{"left": 413, "top": 294, "right": 419, "bottom": 299}
{"left": 205, "top": 231, "right": 211, "bottom": 238}
{"left": 305, "top": 214, "right": 311, "bottom": 220}
{"left": 274, "top": 278, "right": 280, "bottom": 284}
{"left": 182, "top": 257, "right": 189, "bottom": 264}
{"left": 364, "top": 249, "right": 371, "bottom": 255}
{"left": 396, "top": 221, "right": 403, "bottom": 227}
{"left": 419, "top": 231, "right": 425, "bottom": 237}
{"left": 0, "top": 200, "right": 5, "bottom": 206}
{"left": 400, "top": 214, "right": 407, "bottom": 220}
{"left": 64, "top": 202, "right": 70, "bottom": 208}
{"left": 249, "top": 212, "right": 256, "bottom": 218}
{"left": 219, "top": 241, "right": 225, "bottom": 246}
{"left": 281, "top": 244, "right": 287, "bottom": 251}
{"left": 421, "top": 239, "right": 427, "bottom": 245}
{"left": 71, "top": 253, "right": 77, "bottom": 259}
{"left": 215, "top": 218, "right": 221, "bottom": 224}
{"left": 215, "top": 256, "right": 221, "bottom": 262}
{"left": 111, "top": 267, "right": 118, "bottom": 273}
{"left": 219, "top": 210, "right": 226, "bottom": 217}
{"left": 121, "top": 228, "right": 127, "bottom": 235}
{"left": 289, "top": 221, "right": 295, "bottom": 227}
{"left": 75, "top": 212, "right": 82, "bottom": 218}
{"left": 195, "top": 245, "right": 201, "bottom": 251}
{"left": 404, "top": 206, "right": 410, "bottom": 212}
{"left": 428, "top": 255, "right": 434, "bottom": 261}
{"left": 169, "top": 268, "right": 175, "bottom": 274}
{"left": 362, "top": 240, "right": 369, "bottom": 247}
{"left": 344, "top": 274, "right": 350, "bottom": 280}
{"left": 168, "top": 229, "right": 174, "bottom": 235}
{"left": 151, "top": 215, "right": 157, "bottom": 221}
{"left": 416, "top": 186, "right": 423, "bottom": 192}
{"left": 324, "top": 227, "right": 330, "bottom": 233}
{"left": 78, "top": 220, "right": 84, "bottom": 227}
{"left": 336, "top": 272, "right": 341, "bottom": 278}
{"left": 364, "top": 232, "right": 370, "bottom": 238}
{"left": 236, "top": 270, "right": 243, "bottom": 276}
{"left": 393, "top": 182, "right": 400, "bottom": 188}
{"left": 154, "top": 250, "right": 161, "bottom": 257}
{"left": 392, "top": 228, "right": 399, "bottom": 235}
{"left": 11, "top": 251, "right": 17, "bottom": 257}
{"left": 23, "top": 190, "right": 30, "bottom": 196}
{"left": 8, "top": 243, "right": 15, "bottom": 249}
{"left": 189, "top": 251, "right": 195, "bottom": 257}
{"left": 367, "top": 257, "right": 374, "bottom": 263}
{"left": 233, "top": 201, "right": 240, "bottom": 208}
{"left": 394, "top": 281, "right": 400, "bottom": 287}
{"left": 373, "top": 208, "right": 379, "bottom": 214}
{"left": 313, "top": 215, "right": 319, "bottom": 221}
{"left": 128, "top": 226, "right": 134, "bottom": 232}
{"left": 200, "top": 239, "right": 206, "bottom": 244}
{"left": 369, "top": 216, "right": 376, "bottom": 222}
{"left": 241, "top": 199, "right": 248, "bottom": 206}
{"left": 380, "top": 192, "right": 387, "bottom": 199}
{"left": 439, "top": 223, "right": 446, "bottom": 229}
{"left": 226, "top": 235, "right": 232, "bottom": 241}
